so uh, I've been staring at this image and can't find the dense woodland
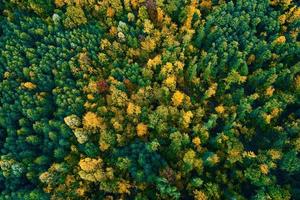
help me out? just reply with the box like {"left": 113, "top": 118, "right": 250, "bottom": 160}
{"left": 0, "top": 0, "right": 299, "bottom": 199}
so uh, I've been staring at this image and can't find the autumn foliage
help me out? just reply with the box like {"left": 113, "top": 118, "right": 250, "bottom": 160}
{"left": 0, "top": 0, "right": 299, "bottom": 199}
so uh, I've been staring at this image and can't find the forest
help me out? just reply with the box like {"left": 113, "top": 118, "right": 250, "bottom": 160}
{"left": 0, "top": 0, "right": 299, "bottom": 199}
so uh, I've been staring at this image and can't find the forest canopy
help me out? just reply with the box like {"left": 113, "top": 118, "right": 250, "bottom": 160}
{"left": 0, "top": 0, "right": 299, "bottom": 199}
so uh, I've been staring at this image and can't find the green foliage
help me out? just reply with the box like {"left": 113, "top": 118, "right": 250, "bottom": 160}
{"left": 1, "top": 0, "right": 299, "bottom": 199}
